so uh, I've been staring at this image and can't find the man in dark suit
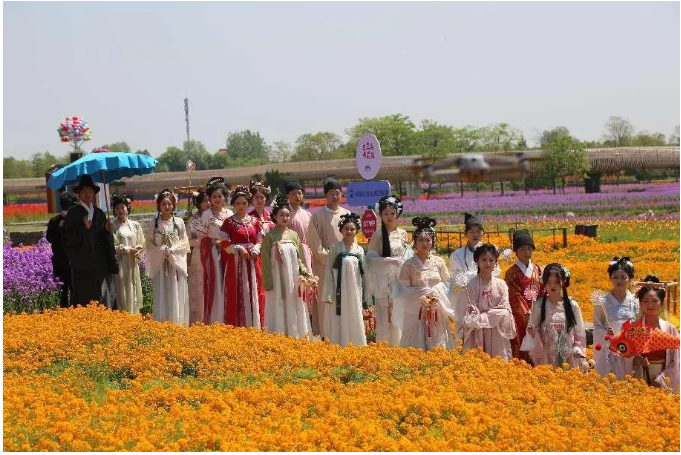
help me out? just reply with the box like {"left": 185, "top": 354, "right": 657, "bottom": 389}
{"left": 63, "top": 175, "right": 119, "bottom": 306}
{"left": 45, "top": 190, "right": 78, "bottom": 308}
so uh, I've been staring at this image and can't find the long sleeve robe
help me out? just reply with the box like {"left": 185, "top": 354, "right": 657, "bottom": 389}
{"left": 456, "top": 275, "right": 516, "bottom": 361}
{"left": 288, "top": 206, "right": 313, "bottom": 272}
{"left": 527, "top": 297, "right": 587, "bottom": 369}
{"left": 112, "top": 219, "right": 145, "bottom": 314}
{"left": 145, "top": 216, "right": 189, "bottom": 327}
{"left": 322, "top": 241, "right": 367, "bottom": 347}
{"left": 448, "top": 245, "right": 501, "bottom": 304}
{"left": 305, "top": 205, "right": 350, "bottom": 338}
{"left": 261, "top": 228, "right": 311, "bottom": 339}
{"left": 220, "top": 215, "right": 264, "bottom": 328}
{"left": 187, "top": 212, "right": 207, "bottom": 324}
{"left": 592, "top": 291, "right": 639, "bottom": 379}
{"left": 199, "top": 208, "right": 233, "bottom": 324}
{"left": 365, "top": 227, "right": 412, "bottom": 346}
{"left": 395, "top": 254, "right": 455, "bottom": 351}
{"left": 504, "top": 260, "right": 542, "bottom": 361}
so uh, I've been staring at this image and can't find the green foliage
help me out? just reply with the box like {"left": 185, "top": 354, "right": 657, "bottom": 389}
{"left": 539, "top": 127, "right": 591, "bottom": 194}
{"left": 98, "top": 142, "right": 132, "bottom": 152}
{"left": 263, "top": 170, "right": 293, "bottom": 196}
{"left": 224, "top": 130, "right": 270, "bottom": 163}
{"left": 183, "top": 140, "right": 212, "bottom": 171}
{"left": 141, "top": 272, "right": 153, "bottom": 316}
{"left": 291, "top": 132, "right": 342, "bottom": 162}
{"left": 603, "top": 116, "right": 634, "bottom": 147}
{"left": 345, "top": 114, "right": 417, "bottom": 156}
{"left": 156, "top": 146, "right": 187, "bottom": 172}
{"left": 3, "top": 290, "right": 60, "bottom": 315}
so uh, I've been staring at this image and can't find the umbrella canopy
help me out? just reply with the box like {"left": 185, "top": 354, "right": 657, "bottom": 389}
{"left": 46, "top": 152, "right": 158, "bottom": 190}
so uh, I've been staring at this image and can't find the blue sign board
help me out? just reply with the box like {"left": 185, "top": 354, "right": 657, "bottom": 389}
{"left": 346, "top": 180, "right": 391, "bottom": 207}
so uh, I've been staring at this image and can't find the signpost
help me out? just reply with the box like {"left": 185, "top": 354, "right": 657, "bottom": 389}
{"left": 356, "top": 134, "right": 381, "bottom": 180}
{"left": 346, "top": 180, "right": 391, "bottom": 207}
{"left": 361, "top": 209, "right": 378, "bottom": 240}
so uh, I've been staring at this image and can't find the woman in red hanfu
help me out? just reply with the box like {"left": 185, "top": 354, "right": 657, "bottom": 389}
{"left": 220, "top": 185, "right": 265, "bottom": 328}
{"left": 248, "top": 180, "right": 274, "bottom": 236}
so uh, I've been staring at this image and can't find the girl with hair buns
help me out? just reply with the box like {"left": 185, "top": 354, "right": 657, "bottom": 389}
{"left": 321, "top": 213, "right": 367, "bottom": 347}
{"left": 219, "top": 185, "right": 265, "bottom": 328}
{"left": 395, "top": 217, "right": 455, "bottom": 351}
{"left": 632, "top": 276, "right": 679, "bottom": 393}
{"left": 261, "top": 193, "right": 312, "bottom": 339}
{"left": 145, "top": 189, "right": 190, "bottom": 326}
{"left": 200, "top": 177, "right": 234, "bottom": 324}
{"left": 593, "top": 257, "right": 639, "bottom": 379}
{"left": 187, "top": 189, "right": 209, "bottom": 324}
{"left": 456, "top": 244, "right": 516, "bottom": 361}
{"left": 111, "top": 193, "right": 145, "bottom": 314}
{"left": 249, "top": 180, "right": 274, "bottom": 236}
{"left": 526, "top": 263, "right": 587, "bottom": 369}
{"left": 365, "top": 195, "right": 412, "bottom": 346}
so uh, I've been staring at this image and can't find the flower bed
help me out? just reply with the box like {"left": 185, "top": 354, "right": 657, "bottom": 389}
{"left": 3, "top": 305, "right": 679, "bottom": 451}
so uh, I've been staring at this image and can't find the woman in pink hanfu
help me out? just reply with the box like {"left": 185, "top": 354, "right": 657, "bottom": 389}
{"left": 220, "top": 185, "right": 265, "bottom": 328}
{"left": 456, "top": 244, "right": 516, "bottom": 361}
{"left": 248, "top": 180, "right": 274, "bottom": 236}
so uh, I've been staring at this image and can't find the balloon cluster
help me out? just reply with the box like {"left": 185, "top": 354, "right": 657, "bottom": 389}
{"left": 57, "top": 116, "right": 91, "bottom": 144}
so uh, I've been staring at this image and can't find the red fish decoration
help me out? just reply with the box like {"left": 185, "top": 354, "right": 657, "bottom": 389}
{"left": 596, "top": 318, "right": 680, "bottom": 358}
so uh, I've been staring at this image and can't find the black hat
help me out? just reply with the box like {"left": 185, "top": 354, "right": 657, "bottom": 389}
{"left": 512, "top": 229, "right": 534, "bottom": 251}
{"left": 59, "top": 192, "right": 78, "bottom": 211}
{"left": 73, "top": 175, "right": 100, "bottom": 194}
{"left": 285, "top": 180, "right": 303, "bottom": 194}
{"left": 323, "top": 177, "right": 342, "bottom": 194}
{"left": 464, "top": 212, "right": 483, "bottom": 232}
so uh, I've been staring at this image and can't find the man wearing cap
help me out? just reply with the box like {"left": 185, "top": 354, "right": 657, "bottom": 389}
{"left": 64, "top": 175, "right": 118, "bottom": 306}
{"left": 505, "top": 229, "right": 542, "bottom": 363}
{"left": 305, "top": 177, "right": 350, "bottom": 339}
{"left": 46, "top": 191, "right": 78, "bottom": 308}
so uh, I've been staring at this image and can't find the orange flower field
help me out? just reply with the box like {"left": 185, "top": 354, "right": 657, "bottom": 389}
{"left": 3, "top": 227, "right": 680, "bottom": 451}
{"left": 3, "top": 305, "right": 680, "bottom": 452}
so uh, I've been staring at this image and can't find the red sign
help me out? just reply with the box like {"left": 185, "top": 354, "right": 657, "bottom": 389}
{"left": 361, "top": 209, "right": 378, "bottom": 240}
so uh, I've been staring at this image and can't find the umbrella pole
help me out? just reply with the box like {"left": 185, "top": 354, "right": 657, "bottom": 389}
{"left": 101, "top": 170, "right": 112, "bottom": 220}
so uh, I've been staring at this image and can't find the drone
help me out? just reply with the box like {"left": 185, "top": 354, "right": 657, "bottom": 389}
{"left": 406, "top": 152, "right": 543, "bottom": 198}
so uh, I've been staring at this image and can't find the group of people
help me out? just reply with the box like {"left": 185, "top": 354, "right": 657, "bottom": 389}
{"left": 46, "top": 175, "right": 679, "bottom": 393}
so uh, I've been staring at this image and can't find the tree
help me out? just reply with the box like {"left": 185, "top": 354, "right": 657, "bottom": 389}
{"left": 669, "top": 125, "right": 680, "bottom": 146}
{"left": 539, "top": 126, "right": 571, "bottom": 148}
{"left": 224, "top": 130, "right": 270, "bottom": 163}
{"left": 98, "top": 142, "right": 132, "bottom": 152}
{"left": 479, "top": 122, "right": 524, "bottom": 152}
{"left": 603, "top": 116, "right": 634, "bottom": 147}
{"left": 630, "top": 131, "right": 667, "bottom": 147}
{"left": 135, "top": 149, "right": 151, "bottom": 156}
{"left": 451, "top": 126, "right": 484, "bottom": 153}
{"left": 269, "top": 141, "right": 293, "bottom": 163}
{"left": 157, "top": 146, "right": 187, "bottom": 172}
{"left": 263, "top": 170, "right": 293, "bottom": 195}
{"left": 290, "top": 132, "right": 342, "bottom": 162}
{"left": 31, "top": 152, "right": 59, "bottom": 177}
{"left": 539, "top": 128, "right": 590, "bottom": 194}
{"left": 3, "top": 157, "right": 34, "bottom": 179}
{"left": 414, "top": 120, "right": 457, "bottom": 160}
{"left": 345, "top": 114, "right": 417, "bottom": 156}
{"left": 183, "top": 139, "right": 212, "bottom": 170}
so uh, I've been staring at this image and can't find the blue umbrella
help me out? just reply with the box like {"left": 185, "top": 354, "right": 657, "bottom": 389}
{"left": 46, "top": 151, "right": 158, "bottom": 190}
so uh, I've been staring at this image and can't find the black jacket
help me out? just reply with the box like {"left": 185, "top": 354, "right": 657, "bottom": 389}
{"left": 64, "top": 204, "right": 119, "bottom": 279}
{"left": 46, "top": 213, "right": 70, "bottom": 280}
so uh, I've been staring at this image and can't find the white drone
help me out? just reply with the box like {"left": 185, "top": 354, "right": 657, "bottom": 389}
{"left": 406, "top": 152, "right": 543, "bottom": 199}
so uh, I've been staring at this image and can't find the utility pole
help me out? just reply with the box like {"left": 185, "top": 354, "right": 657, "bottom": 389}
{"left": 184, "top": 96, "right": 190, "bottom": 143}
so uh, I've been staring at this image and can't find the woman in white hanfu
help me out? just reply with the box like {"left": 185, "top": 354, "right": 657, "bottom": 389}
{"left": 526, "top": 263, "right": 587, "bottom": 369}
{"left": 145, "top": 189, "right": 190, "bottom": 326}
{"left": 111, "top": 193, "right": 145, "bottom": 314}
{"left": 456, "top": 243, "right": 516, "bottom": 361}
{"left": 187, "top": 189, "right": 209, "bottom": 325}
{"left": 200, "top": 178, "right": 234, "bottom": 324}
{"left": 322, "top": 213, "right": 367, "bottom": 348}
{"left": 261, "top": 194, "right": 311, "bottom": 339}
{"left": 592, "top": 257, "right": 639, "bottom": 379}
{"left": 394, "top": 217, "right": 455, "bottom": 351}
{"left": 365, "top": 195, "right": 412, "bottom": 346}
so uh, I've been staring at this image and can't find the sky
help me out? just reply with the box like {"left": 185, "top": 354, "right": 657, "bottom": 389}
{"left": 3, "top": 1, "right": 680, "bottom": 160}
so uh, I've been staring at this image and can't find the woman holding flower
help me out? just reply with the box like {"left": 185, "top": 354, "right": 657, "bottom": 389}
{"left": 145, "top": 190, "right": 190, "bottom": 326}
{"left": 365, "top": 195, "right": 412, "bottom": 346}
{"left": 526, "top": 264, "right": 587, "bottom": 369}
{"left": 322, "top": 213, "right": 367, "bottom": 347}
{"left": 456, "top": 244, "right": 516, "bottom": 360}
{"left": 111, "top": 193, "right": 145, "bottom": 314}
{"left": 395, "top": 217, "right": 455, "bottom": 351}
{"left": 592, "top": 257, "right": 639, "bottom": 379}
{"left": 261, "top": 194, "right": 312, "bottom": 339}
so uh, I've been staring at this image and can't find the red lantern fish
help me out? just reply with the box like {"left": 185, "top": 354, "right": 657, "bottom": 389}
{"left": 595, "top": 318, "right": 680, "bottom": 358}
